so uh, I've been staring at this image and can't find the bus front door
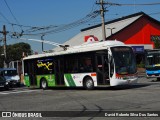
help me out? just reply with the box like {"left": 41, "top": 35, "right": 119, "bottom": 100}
{"left": 96, "top": 55, "right": 109, "bottom": 85}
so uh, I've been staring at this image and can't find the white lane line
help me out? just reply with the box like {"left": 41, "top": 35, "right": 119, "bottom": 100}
{"left": 0, "top": 90, "right": 40, "bottom": 95}
{"left": 0, "top": 92, "right": 9, "bottom": 95}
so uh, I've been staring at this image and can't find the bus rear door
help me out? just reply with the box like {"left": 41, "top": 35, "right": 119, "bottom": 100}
{"left": 54, "top": 58, "right": 65, "bottom": 86}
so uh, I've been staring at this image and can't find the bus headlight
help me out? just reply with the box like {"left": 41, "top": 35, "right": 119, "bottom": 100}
{"left": 5, "top": 82, "right": 9, "bottom": 85}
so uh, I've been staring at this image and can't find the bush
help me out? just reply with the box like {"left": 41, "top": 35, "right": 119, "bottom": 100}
{"left": 137, "top": 63, "right": 145, "bottom": 68}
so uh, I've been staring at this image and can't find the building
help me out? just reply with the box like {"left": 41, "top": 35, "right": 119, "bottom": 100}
{"left": 55, "top": 12, "right": 160, "bottom": 64}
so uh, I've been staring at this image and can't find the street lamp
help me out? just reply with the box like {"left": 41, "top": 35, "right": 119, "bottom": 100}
{"left": 107, "top": 27, "right": 115, "bottom": 35}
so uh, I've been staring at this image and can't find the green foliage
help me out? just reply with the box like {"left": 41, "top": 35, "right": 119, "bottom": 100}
{"left": 137, "top": 62, "right": 145, "bottom": 68}
{"left": 0, "top": 42, "right": 32, "bottom": 67}
{"left": 154, "top": 39, "right": 160, "bottom": 49}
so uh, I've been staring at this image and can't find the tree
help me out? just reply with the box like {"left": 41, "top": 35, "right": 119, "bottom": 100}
{"left": 151, "top": 36, "right": 160, "bottom": 49}
{"left": 0, "top": 42, "right": 32, "bottom": 67}
{"left": 154, "top": 39, "right": 160, "bottom": 49}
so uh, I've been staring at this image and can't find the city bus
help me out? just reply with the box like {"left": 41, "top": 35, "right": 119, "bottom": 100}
{"left": 145, "top": 49, "right": 160, "bottom": 80}
{"left": 23, "top": 40, "right": 138, "bottom": 90}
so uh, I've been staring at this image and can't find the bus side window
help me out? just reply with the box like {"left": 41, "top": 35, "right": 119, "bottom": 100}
{"left": 72, "top": 59, "right": 78, "bottom": 73}
{"left": 64, "top": 58, "right": 78, "bottom": 73}
{"left": 79, "top": 57, "right": 93, "bottom": 72}
{"left": 85, "top": 58, "right": 93, "bottom": 72}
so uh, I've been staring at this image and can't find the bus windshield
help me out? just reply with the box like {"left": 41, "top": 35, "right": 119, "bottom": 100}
{"left": 146, "top": 50, "right": 160, "bottom": 69}
{"left": 111, "top": 47, "right": 137, "bottom": 75}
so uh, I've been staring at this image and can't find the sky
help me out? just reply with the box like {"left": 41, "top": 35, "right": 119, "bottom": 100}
{"left": 0, "top": 0, "right": 160, "bottom": 53}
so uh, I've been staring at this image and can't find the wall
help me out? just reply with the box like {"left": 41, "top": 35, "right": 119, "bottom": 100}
{"left": 108, "top": 16, "right": 160, "bottom": 49}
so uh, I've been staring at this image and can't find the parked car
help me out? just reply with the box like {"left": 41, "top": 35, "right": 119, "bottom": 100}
{"left": 0, "top": 68, "right": 20, "bottom": 87}
{"left": 0, "top": 74, "right": 9, "bottom": 90}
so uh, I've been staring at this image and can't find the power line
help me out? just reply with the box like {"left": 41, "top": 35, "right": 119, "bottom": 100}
{"left": 0, "top": 19, "right": 49, "bottom": 29}
{"left": 118, "top": 2, "right": 160, "bottom": 6}
{"left": 99, "top": 1, "right": 160, "bottom": 6}
{"left": 24, "top": 25, "right": 59, "bottom": 33}
{"left": 4, "top": 1, "right": 160, "bottom": 38}
{"left": 8, "top": 0, "right": 100, "bottom": 37}
{"left": 3, "top": 0, "right": 20, "bottom": 25}
{"left": 3, "top": 0, "right": 24, "bottom": 33}
{"left": 0, "top": 11, "right": 11, "bottom": 23}
{"left": 21, "top": 10, "right": 100, "bottom": 36}
{"left": 1, "top": 10, "right": 99, "bottom": 37}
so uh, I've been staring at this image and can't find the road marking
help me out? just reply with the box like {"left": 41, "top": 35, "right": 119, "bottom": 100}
{"left": 0, "top": 89, "right": 40, "bottom": 95}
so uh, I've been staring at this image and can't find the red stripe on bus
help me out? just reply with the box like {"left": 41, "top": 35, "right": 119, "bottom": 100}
{"left": 91, "top": 73, "right": 96, "bottom": 76}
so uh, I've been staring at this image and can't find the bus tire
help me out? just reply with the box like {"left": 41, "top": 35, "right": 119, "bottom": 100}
{"left": 83, "top": 77, "right": 94, "bottom": 90}
{"left": 41, "top": 79, "right": 48, "bottom": 90}
{"left": 4, "top": 85, "right": 9, "bottom": 90}
{"left": 157, "top": 78, "right": 160, "bottom": 81}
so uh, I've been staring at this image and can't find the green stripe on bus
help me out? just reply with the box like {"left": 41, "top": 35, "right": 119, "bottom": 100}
{"left": 65, "top": 74, "right": 76, "bottom": 87}
{"left": 36, "top": 74, "right": 55, "bottom": 87}
{"left": 24, "top": 76, "right": 30, "bottom": 87}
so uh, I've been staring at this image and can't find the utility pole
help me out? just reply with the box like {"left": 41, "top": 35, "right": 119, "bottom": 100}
{"left": 41, "top": 34, "right": 45, "bottom": 52}
{"left": 0, "top": 25, "right": 8, "bottom": 68}
{"left": 96, "top": 0, "right": 107, "bottom": 41}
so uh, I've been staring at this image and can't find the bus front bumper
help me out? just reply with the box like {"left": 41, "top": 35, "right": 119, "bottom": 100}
{"left": 110, "top": 77, "right": 138, "bottom": 86}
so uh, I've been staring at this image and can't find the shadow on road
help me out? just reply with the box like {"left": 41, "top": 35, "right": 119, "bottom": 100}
{"left": 96, "top": 84, "right": 151, "bottom": 90}
{"left": 5, "top": 79, "right": 155, "bottom": 91}
{"left": 27, "top": 83, "right": 151, "bottom": 91}
{"left": 0, "top": 87, "right": 14, "bottom": 91}
{"left": 150, "top": 79, "right": 160, "bottom": 82}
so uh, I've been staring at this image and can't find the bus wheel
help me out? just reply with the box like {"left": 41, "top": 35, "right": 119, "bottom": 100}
{"left": 41, "top": 79, "right": 48, "bottom": 90}
{"left": 4, "top": 85, "right": 9, "bottom": 90}
{"left": 84, "top": 77, "right": 94, "bottom": 90}
{"left": 157, "top": 78, "right": 160, "bottom": 81}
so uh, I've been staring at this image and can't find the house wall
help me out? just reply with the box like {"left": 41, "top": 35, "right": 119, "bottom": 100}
{"left": 108, "top": 16, "right": 160, "bottom": 49}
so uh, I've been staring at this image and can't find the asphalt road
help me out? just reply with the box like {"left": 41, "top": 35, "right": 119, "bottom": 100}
{"left": 0, "top": 76, "right": 160, "bottom": 120}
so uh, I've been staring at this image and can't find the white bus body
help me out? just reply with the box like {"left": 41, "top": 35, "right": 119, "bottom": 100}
{"left": 23, "top": 40, "right": 138, "bottom": 89}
